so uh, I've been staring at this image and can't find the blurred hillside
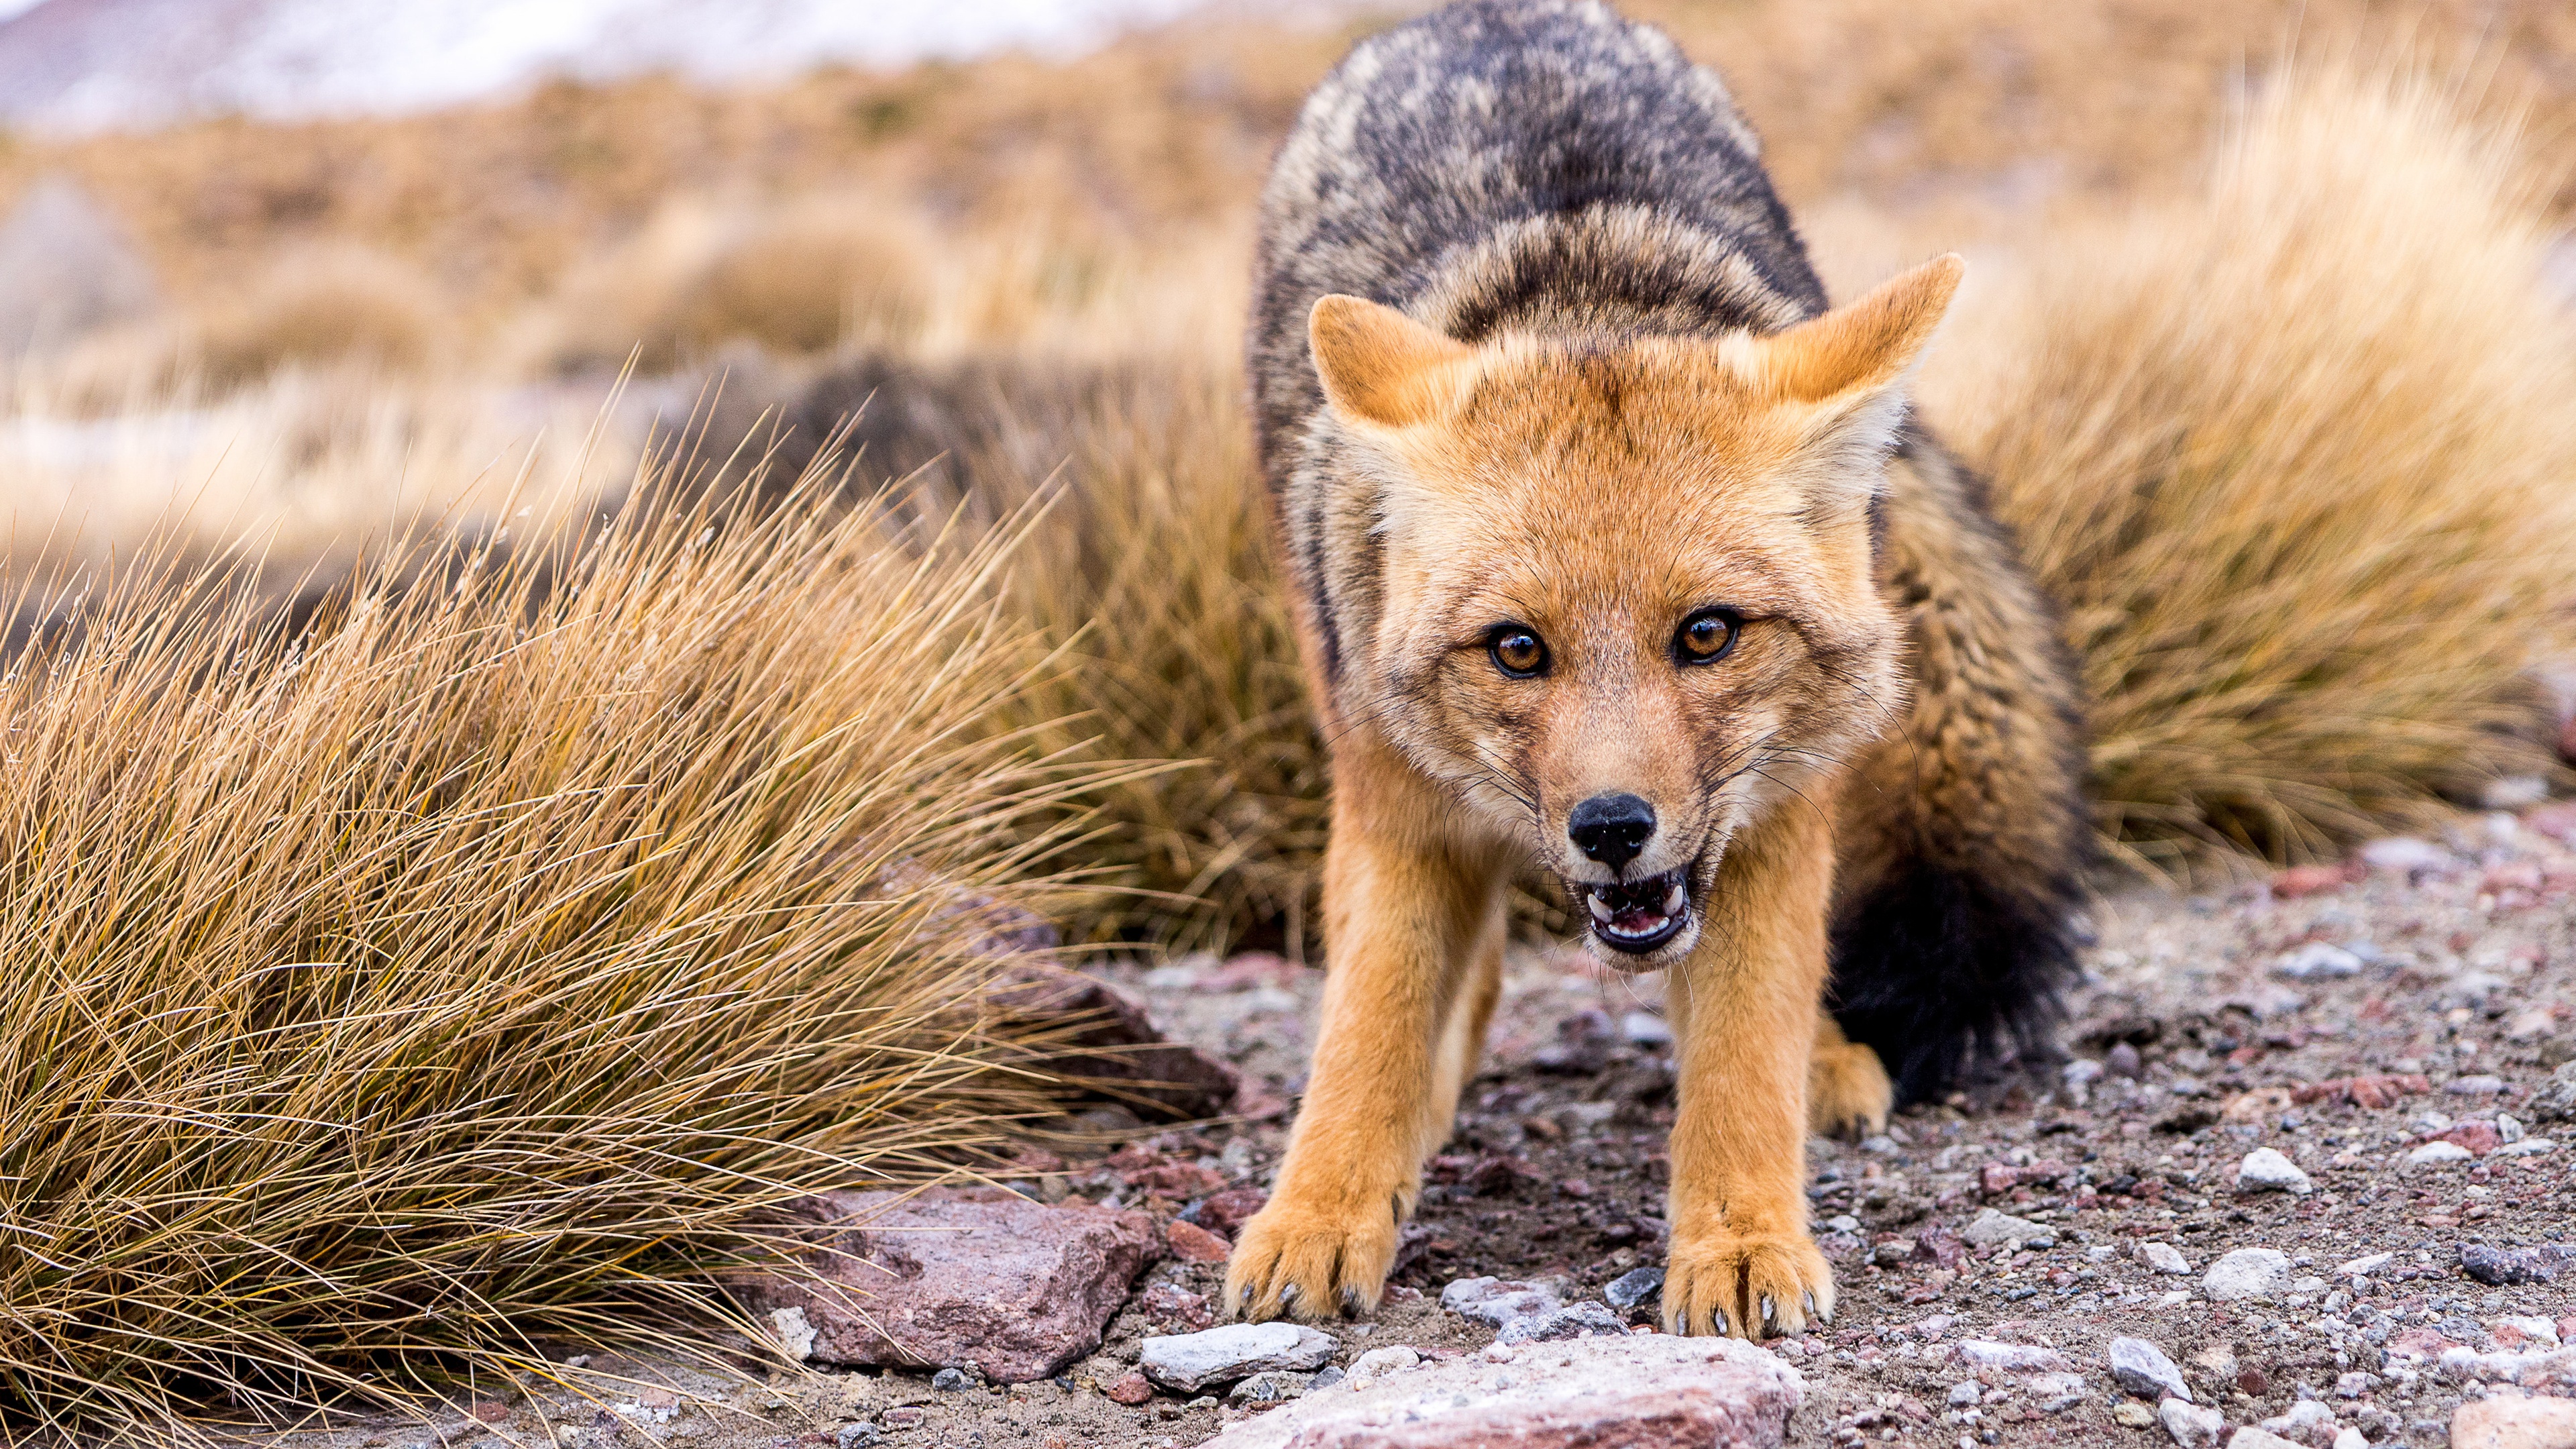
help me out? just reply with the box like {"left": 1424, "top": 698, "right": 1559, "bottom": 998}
{"left": 1, "top": 0, "right": 2571, "bottom": 345}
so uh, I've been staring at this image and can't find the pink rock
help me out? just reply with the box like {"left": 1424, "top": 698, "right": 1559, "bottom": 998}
{"left": 1105, "top": 1371, "right": 1157, "bottom": 1406}
{"left": 989, "top": 963, "right": 1240, "bottom": 1117}
{"left": 2451, "top": 1393, "right": 2576, "bottom": 1449}
{"left": 2429, "top": 1121, "right": 2504, "bottom": 1157}
{"left": 2272, "top": 863, "right": 2357, "bottom": 898}
{"left": 1197, "top": 1187, "right": 1270, "bottom": 1236}
{"left": 1140, "top": 1281, "right": 1214, "bottom": 1332}
{"left": 1165, "top": 1218, "right": 1231, "bottom": 1264}
{"left": 1204, "top": 1335, "right": 1801, "bottom": 1448}
{"left": 751, "top": 1187, "right": 1161, "bottom": 1382}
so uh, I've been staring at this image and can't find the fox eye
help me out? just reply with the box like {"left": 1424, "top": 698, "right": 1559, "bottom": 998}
{"left": 1487, "top": 625, "right": 1548, "bottom": 678}
{"left": 1674, "top": 608, "right": 1740, "bottom": 665}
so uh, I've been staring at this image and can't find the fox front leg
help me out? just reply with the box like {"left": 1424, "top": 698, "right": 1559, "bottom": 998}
{"left": 1660, "top": 802, "right": 1839, "bottom": 1338}
{"left": 1225, "top": 745, "right": 1503, "bottom": 1321}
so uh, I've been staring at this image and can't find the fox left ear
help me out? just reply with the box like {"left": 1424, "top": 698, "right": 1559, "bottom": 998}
{"left": 1739, "top": 254, "right": 1964, "bottom": 513}
{"left": 1309, "top": 294, "right": 1477, "bottom": 429}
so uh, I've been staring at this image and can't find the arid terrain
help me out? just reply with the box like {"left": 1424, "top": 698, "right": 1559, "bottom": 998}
{"left": 248, "top": 798, "right": 2576, "bottom": 1449}
{"left": 7, "top": 4, "right": 2576, "bottom": 1447}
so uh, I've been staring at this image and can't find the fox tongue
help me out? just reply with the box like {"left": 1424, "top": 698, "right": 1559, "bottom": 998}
{"left": 1611, "top": 902, "right": 1667, "bottom": 932}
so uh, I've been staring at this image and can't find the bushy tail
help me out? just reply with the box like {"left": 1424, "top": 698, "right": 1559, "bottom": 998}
{"left": 1931, "top": 59, "right": 2576, "bottom": 874}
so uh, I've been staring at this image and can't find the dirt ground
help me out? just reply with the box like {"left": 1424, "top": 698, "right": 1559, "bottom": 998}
{"left": 272, "top": 804, "right": 2576, "bottom": 1449}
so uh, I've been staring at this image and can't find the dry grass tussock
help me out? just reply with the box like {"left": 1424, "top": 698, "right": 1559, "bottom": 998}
{"left": 539, "top": 195, "right": 934, "bottom": 374}
{"left": 863, "top": 353, "right": 1323, "bottom": 950}
{"left": 1927, "top": 62, "right": 2576, "bottom": 871}
{"left": 0, "top": 471, "right": 1114, "bottom": 1440}
{"left": 191, "top": 242, "right": 451, "bottom": 390}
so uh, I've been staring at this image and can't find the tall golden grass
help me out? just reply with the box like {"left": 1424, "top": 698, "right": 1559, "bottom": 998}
{"left": 1929, "top": 63, "right": 2576, "bottom": 868}
{"left": 0, "top": 468, "right": 1106, "bottom": 1440}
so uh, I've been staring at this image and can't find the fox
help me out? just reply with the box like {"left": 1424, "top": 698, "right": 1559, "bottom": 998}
{"left": 1224, "top": 0, "right": 2088, "bottom": 1338}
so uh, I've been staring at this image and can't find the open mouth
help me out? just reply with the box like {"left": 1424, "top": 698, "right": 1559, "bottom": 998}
{"left": 1580, "top": 867, "right": 1690, "bottom": 954}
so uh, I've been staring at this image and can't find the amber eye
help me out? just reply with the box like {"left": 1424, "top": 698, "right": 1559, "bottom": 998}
{"left": 1674, "top": 608, "right": 1740, "bottom": 665}
{"left": 1488, "top": 626, "right": 1548, "bottom": 678}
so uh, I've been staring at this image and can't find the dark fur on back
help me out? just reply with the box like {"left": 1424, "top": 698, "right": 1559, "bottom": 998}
{"left": 1254, "top": 0, "right": 2092, "bottom": 1105}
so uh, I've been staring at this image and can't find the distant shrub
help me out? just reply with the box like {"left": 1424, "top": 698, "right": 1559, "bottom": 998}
{"left": 193, "top": 243, "right": 445, "bottom": 388}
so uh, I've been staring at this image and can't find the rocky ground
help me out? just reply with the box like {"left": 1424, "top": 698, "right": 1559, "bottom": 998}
{"left": 273, "top": 800, "right": 2576, "bottom": 1449}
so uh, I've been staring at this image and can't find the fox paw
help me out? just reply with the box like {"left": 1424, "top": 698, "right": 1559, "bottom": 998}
{"left": 1808, "top": 1040, "right": 1892, "bottom": 1140}
{"left": 1662, "top": 1227, "right": 1834, "bottom": 1339}
{"left": 1224, "top": 1193, "right": 1398, "bottom": 1322}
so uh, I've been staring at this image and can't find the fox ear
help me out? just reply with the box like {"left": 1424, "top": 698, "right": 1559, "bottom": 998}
{"left": 1738, "top": 254, "right": 1964, "bottom": 516}
{"left": 1756, "top": 254, "right": 1964, "bottom": 405}
{"left": 1309, "top": 295, "right": 1476, "bottom": 429}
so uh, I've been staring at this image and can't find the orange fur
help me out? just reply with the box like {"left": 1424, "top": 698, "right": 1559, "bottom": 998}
{"left": 1226, "top": 260, "right": 1962, "bottom": 1336}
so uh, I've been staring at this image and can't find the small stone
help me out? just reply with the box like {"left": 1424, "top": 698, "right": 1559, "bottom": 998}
{"left": 1344, "top": 1346, "right": 1421, "bottom": 1388}
{"left": 2482, "top": 775, "right": 2551, "bottom": 810}
{"left": 2408, "top": 1140, "right": 2474, "bottom": 1165}
{"left": 1603, "top": 1266, "right": 1666, "bottom": 1311}
{"left": 1163, "top": 1219, "right": 1230, "bottom": 1265}
{"left": 1439, "top": 1276, "right": 1560, "bottom": 1328}
{"left": 1104, "top": 1371, "right": 1155, "bottom": 1405}
{"left": 2234, "top": 1148, "right": 2314, "bottom": 1195}
{"left": 1951, "top": 1339, "right": 2072, "bottom": 1374}
{"left": 2032, "top": 1372, "right": 2088, "bottom": 1413}
{"left": 1960, "top": 1208, "right": 2055, "bottom": 1251}
{"left": 767, "top": 1306, "right": 816, "bottom": 1362}
{"left": 2335, "top": 1252, "right": 2393, "bottom": 1277}
{"left": 1496, "top": 1302, "right": 1629, "bottom": 1344}
{"left": 2430, "top": 1121, "right": 2505, "bottom": 1157}
{"left": 2113, "top": 1401, "right": 2157, "bottom": 1428}
{"left": 2142, "top": 1242, "right": 2192, "bottom": 1275}
{"left": 2204, "top": 1248, "right": 2293, "bottom": 1301}
{"left": 2500, "top": 1114, "right": 2528, "bottom": 1144}
{"left": 2274, "top": 943, "right": 2363, "bottom": 980}
{"left": 1947, "top": 1381, "right": 1982, "bottom": 1407}
{"left": 834, "top": 1425, "right": 882, "bottom": 1449}
{"left": 2161, "top": 1397, "right": 2226, "bottom": 1449}
{"left": 1227, "top": 1371, "right": 1311, "bottom": 1404}
{"left": 1193, "top": 1187, "right": 1270, "bottom": 1237}
{"left": 2260, "top": 1401, "right": 2339, "bottom": 1442}
{"left": 1307, "top": 1366, "right": 1345, "bottom": 1391}
{"left": 2529, "top": 1063, "right": 2576, "bottom": 1124}
{"left": 930, "top": 1367, "right": 976, "bottom": 1391}
{"left": 2328, "top": 1430, "right": 2366, "bottom": 1449}
{"left": 2109, "top": 1336, "right": 2192, "bottom": 1403}
{"left": 2449, "top": 1075, "right": 2508, "bottom": 1097}
{"left": 1619, "top": 1010, "right": 1673, "bottom": 1046}
{"left": 2108, "top": 1042, "right": 2144, "bottom": 1078}
{"left": 2497, "top": 1138, "right": 2559, "bottom": 1157}
{"left": 2224, "top": 1430, "right": 2304, "bottom": 1449}
{"left": 2357, "top": 837, "right": 2450, "bottom": 873}
{"left": 1140, "top": 1323, "right": 1336, "bottom": 1393}
{"left": 2450, "top": 1393, "right": 2576, "bottom": 1448}
{"left": 2460, "top": 1244, "right": 2575, "bottom": 1287}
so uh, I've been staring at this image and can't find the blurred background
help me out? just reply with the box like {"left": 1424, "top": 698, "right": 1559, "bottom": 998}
{"left": 3, "top": 0, "right": 2575, "bottom": 949}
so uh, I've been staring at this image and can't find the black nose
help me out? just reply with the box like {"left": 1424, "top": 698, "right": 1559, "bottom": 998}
{"left": 1567, "top": 792, "right": 1656, "bottom": 871}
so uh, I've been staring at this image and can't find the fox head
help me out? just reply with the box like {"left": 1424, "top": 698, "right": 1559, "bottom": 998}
{"left": 1307, "top": 256, "right": 1960, "bottom": 969}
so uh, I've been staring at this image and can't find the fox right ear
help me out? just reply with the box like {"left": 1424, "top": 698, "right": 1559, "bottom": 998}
{"left": 1309, "top": 295, "right": 1475, "bottom": 429}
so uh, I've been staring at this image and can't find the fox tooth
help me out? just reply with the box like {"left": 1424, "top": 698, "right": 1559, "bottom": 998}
{"left": 1586, "top": 892, "right": 1615, "bottom": 923}
{"left": 1662, "top": 881, "right": 1686, "bottom": 914}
